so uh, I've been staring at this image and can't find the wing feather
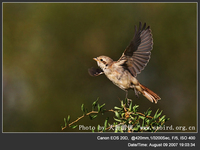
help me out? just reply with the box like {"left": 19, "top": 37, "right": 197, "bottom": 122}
{"left": 118, "top": 22, "right": 153, "bottom": 77}
{"left": 88, "top": 67, "right": 104, "bottom": 76}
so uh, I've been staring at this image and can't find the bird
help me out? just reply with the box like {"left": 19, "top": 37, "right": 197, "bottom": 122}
{"left": 88, "top": 22, "right": 161, "bottom": 103}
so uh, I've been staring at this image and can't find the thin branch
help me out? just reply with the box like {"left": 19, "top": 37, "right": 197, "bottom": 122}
{"left": 136, "top": 112, "right": 153, "bottom": 119}
{"left": 62, "top": 109, "right": 114, "bottom": 130}
{"left": 61, "top": 100, "right": 169, "bottom": 132}
{"left": 154, "top": 121, "right": 165, "bottom": 133}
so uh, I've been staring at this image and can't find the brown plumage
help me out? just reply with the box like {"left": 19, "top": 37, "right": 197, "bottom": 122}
{"left": 88, "top": 22, "right": 161, "bottom": 103}
{"left": 139, "top": 83, "right": 161, "bottom": 103}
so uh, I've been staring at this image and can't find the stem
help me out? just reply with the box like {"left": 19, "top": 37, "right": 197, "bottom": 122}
{"left": 62, "top": 109, "right": 114, "bottom": 130}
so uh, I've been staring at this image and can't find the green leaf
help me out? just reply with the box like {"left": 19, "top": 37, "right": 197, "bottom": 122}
{"left": 64, "top": 118, "right": 67, "bottom": 127}
{"left": 92, "top": 128, "right": 95, "bottom": 132}
{"left": 129, "top": 100, "right": 132, "bottom": 111}
{"left": 115, "top": 111, "right": 120, "bottom": 118}
{"left": 156, "top": 110, "right": 163, "bottom": 119}
{"left": 114, "top": 106, "right": 122, "bottom": 110}
{"left": 67, "top": 115, "right": 70, "bottom": 122}
{"left": 100, "top": 103, "right": 105, "bottom": 109}
{"left": 92, "top": 98, "right": 99, "bottom": 110}
{"left": 159, "top": 115, "right": 165, "bottom": 122}
{"left": 103, "top": 117, "right": 109, "bottom": 132}
{"left": 144, "top": 108, "right": 151, "bottom": 116}
{"left": 133, "top": 125, "right": 140, "bottom": 131}
{"left": 142, "top": 118, "right": 145, "bottom": 127}
{"left": 115, "top": 124, "right": 121, "bottom": 131}
{"left": 153, "top": 109, "right": 159, "bottom": 119}
{"left": 147, "top": 110, "right": 152, "bottom": 116}
{"left": 146, "top": 119, "right": 150, "bottom": 125}
{"left": 133, "top": 105, "right": 139, "bottom": 113}
{"left": 162, "top": 117, "right": 170, "bottom": 123}
{"left": 121, "top": 113, "right": 125, "bottom": 118}
{"left": 81, "top": 104, "right": 85, "bottom": 115}
{"left": 70, "top": 125, "right": 78, "bottom": 129}
{"left": 121, "top": 100, "right": 124, "bottom": 107}
{"left": 90, "top": 115, "right": 98, "bottom": 120}
{"left": 97, "top": 125, "right": 100, "bottom": 132}
{"left": 114, "top": 127, "right": 118, "bottom": 133}
{"left": 97, "top": 103, "right": 105, "bottom": 113}
{"left": 93, "top": 98, "right": 99, "bottom": 105}
{"left": 93, "top": 115, "right": 98, "bottom": 119}
{"left": 114, "top": 117, "right": 122, "bottom": 122}
{"left": 139, "top": 116, "right": 145, "bottom": 120}
{"left": 161, "top": 118, "right": 170, "bottom": 124}
{"left": 97, "top": 104, "right": 100, "bottom": 113}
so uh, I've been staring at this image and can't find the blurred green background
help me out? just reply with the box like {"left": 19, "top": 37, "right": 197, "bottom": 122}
{"left": 3, "top": 3, "right": 197, "bottom": 132}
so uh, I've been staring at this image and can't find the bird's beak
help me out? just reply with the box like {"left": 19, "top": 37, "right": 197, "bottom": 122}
{"left": 93, "top": 58, "right": 98, "bottom": 61}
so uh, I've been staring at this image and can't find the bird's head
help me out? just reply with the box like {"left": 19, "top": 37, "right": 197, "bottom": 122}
{"left": 93, "top": 56, "right": 113, "bottom": 71}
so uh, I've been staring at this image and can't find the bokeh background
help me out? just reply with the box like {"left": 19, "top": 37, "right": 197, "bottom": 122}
{"left": 3, "top": 3, "right": 197, "bottom": 132}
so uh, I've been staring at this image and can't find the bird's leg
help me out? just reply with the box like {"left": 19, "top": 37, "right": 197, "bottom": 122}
{"left": 125, "top": 90, "right": 132, "bottom": 107}
{"left": 125, "top": 90, "right": 128, "bottom": 99}
{"left": 134, "top": 86, "right": 139, "bottom": 99}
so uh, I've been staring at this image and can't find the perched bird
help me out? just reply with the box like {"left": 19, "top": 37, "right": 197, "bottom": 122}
{"left": 88, "top": 22, "right": 161, "bottom": 103}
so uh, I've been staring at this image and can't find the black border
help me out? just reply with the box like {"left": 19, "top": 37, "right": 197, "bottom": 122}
{"left": 1, "top": 1, "right": 199, "bottom": 149}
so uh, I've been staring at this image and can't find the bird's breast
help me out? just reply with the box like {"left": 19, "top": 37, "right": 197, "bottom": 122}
{"left": 105, "top": 69, "right": 132, "bottom": 90}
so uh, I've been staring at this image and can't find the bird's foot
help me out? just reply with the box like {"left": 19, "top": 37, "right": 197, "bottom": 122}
{"left": 134, "top": 87, "right": 140, "bottom": 98}
{"left": 126, "top": 98, "right": 132, "bottom": 107}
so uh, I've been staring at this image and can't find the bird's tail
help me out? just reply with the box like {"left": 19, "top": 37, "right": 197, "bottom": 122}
{"left": 138, "top": 83, "right": 161, "bottom": 103}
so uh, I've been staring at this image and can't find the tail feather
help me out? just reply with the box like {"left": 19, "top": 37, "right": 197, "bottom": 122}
{"left": 139, "top": 83, "right": 161, "bottom": 103}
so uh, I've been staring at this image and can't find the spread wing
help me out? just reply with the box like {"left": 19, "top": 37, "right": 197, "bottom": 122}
{"left": 88, "top": 67, "right": 104, "bottom": 76}
{"left": 117, "top": 22, "right": 153, "bottom": 77}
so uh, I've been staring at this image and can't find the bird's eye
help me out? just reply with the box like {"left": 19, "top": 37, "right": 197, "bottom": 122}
{"left": 100, "top": 59, "right": 103, "bottom": 61}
